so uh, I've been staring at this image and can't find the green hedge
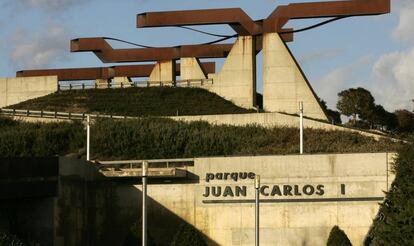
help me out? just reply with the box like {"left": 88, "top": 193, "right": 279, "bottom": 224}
{"left": 9, "top": 87, "right": 253, "bottom": 116}
{"left": 0, "top": 117, "right": 398, "bottom": 159}
{"left": 0, "top": 117, "right": 84, "bottom": 157}
{"left": 90, "top": 118, "right": 398, "bottom": 160}
{"left": 368, "top": 141, "right": 414, "bottom": 245}
{"left": 0, "top": 231, "right": 39, "bottom": 246}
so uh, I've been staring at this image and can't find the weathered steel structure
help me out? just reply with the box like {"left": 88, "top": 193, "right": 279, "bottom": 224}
{"left": 16, "top": 0, "right": 390, "bottom": 120}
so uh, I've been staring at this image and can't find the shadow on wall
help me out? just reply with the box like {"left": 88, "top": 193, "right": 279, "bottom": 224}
{"left": 0, "top": 157, "right": 217, "bottom": 246}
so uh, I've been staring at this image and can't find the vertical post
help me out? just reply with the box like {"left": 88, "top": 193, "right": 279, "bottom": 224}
{"left": 299, "top": 101, "right": 304, "bottom": 155}
{"left": 142, "top": 161, "right": 149, "bottom": 246}
{"left": 86, "top": 115, "right": 90, "bottom": 161}
{"left": 255, "top": 175, "right": 260, "bottom": 246}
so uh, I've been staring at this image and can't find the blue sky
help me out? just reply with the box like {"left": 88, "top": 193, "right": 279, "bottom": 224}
{"left": 0, "top": 0, "right": 413, "bottom": 111}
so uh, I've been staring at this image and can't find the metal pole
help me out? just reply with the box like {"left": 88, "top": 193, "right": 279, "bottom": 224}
{"left": 86, "top": 115, "right": 90, "bottom": 161}
{"left": 142, "top": 161, "right": 149, "bottom": 246}
{"left": 255, "top": 175, "right": 260, "bottom": 246}
{"left": 299, "top": 102, "right": 304, "bottom": 155}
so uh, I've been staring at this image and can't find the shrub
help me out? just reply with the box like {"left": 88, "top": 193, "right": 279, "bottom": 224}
{"left": 170, "top": 224, "right": 206, "bottom": 246}
{"left": 0, "top": 231, "right": 39, "bottom": 246}
{"left": 327, "top": 226, "right": 352, "bottom": 246}
{"left": 0, "top": 117, "right": 84, "bottom": 157}
{"left": 368, "top": 141, "right": 414, "bottom": 245}
{"left": 9, "top": 87, "right": 253, "bottom": 117}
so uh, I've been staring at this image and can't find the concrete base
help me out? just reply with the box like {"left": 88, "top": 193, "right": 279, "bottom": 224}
{"left": 208, "top": 36, "right": 256, "bottom": 109}
{"left": 112, "top": 77, "right": 132, "bottom": 88}
{"left": 0, "top": 76, "right": 58, "bottom": 108}
{"left": 149, "top": 60, "right": 175, "bottom": 83}
{"left": 180, "top": 58, "right": 207, "bottom": 81}
{"left": 262, "top": 33, "right": 327, "bottom": 121}
{"left": 94, "top": 79, "right": 110, "bottom": 89}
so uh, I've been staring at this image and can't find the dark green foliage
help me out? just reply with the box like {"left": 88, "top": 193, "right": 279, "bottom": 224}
{"left": 0, "top": 231, "right": 39, "bottom": 246}
{"left": 368, "top": 142, "right": 414, "bottom": 245}
{"left": 327, "top": 226, "right": 352, "bottom": 246}
{"left": 0, "top": 117, "right": 84, "bottom": 157}
{"left": 9, "top": 87, "right": 253, "bottom": 116}
{"left": 320, "top": 99, "right": 342, "bottom": 124}
{"left": 170, "top": 224, "right": 206, "bottom": 246}
{"left": 337, "top": 87, "right": 376, "bottom": 124}
{"left": 395, "top": 110, "right": 414, "bottom": 132}
{"left": 0, "top": 117, "right": 398, "bottom": 159}
{"left": 90, "top": 118, "right": 398, "bottom": 160}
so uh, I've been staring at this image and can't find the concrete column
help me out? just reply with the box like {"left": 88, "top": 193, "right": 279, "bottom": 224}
{"left": 94, "top": 79, "right": 110, "bottom": 89}
{"left": 113, "top": 77, "right": 132, "bottom": 88}
{"left": 262, "top": 33, "right": 327, "bottom": 121}
{"left": 149, "top": 60, "right": 175, "bottom": 85}
{"left": 180, "top": 58, "right": 207, "bottom": 81}
{"left": 208, "top": 36, "right": 256, "bottom": 109}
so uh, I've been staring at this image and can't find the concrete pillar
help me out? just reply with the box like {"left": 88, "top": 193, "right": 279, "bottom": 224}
{"left": 262, "top": 33, "right": 328, "bottom": 121}
{"left": 149, "top": 60, "right": 175, "bottom": 85}
{"left": 113, "top": 77, "right": 132, "bottom": 88}
{"left": 208, "top": 36, "right": 256, "bottom": 109}
{"left": 180, "top": 58, "right": 207, "bottom": 81}
{"left": 94, "top": 79, "right": 110, "bottom": 89}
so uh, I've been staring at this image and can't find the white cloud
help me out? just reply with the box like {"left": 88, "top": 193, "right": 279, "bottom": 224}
{"left": 312, "top": 56, "right": 372, "bottom": 109}
{"left": 9, "top": 23, "right": 72, "bottom": 70}
{"left": 393, "top": 1, "right": 414, "bottom": 43}
{"left": 371, "top": 48, "right": 414, "bottom": 111}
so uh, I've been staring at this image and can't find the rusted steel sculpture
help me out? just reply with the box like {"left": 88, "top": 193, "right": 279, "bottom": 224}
{"left": 70, "top": 38, "right": 234, "bottom": 63}
{"left": 17, "top": 63, "right": 215, "bottom": 81}
{"left": 137, "top": 0, "right": 390, "bottom": 35}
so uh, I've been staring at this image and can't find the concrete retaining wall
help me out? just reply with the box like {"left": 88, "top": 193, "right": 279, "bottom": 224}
{"left": 170, "top": 112, "right": 386, "bottom": 140}
{"left": 140, "top": 152, "right": 395, "bottom": 245}
{"left": 0, "top": 76, "right": 58, "bottom": 108}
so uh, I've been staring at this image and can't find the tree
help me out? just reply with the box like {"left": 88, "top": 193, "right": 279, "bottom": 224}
{"left": 320, "top": 99, "right": 342, "bottom": 124}
{"left": 395, "top": 110, "right": 414, "bottom": 132}
{"left": 371, "top": 105, "right": 398, "bottom": 131}
{"left": 327, "top": 226, "right": 352, "bottom": 246}
{"left": 368, "top": 142, "right": 414, "bottom": 245}
{"left": 171, "top": 224, "right": 207, "bottom": 246}
{"left": 336, "top": 88, "right": 375, "bottom": 125}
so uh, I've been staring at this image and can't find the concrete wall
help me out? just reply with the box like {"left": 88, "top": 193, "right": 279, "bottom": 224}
{"left": 208, "top": 36, "right": 256, "bottom": 109}
{"left": 170, "top": 112, "right": 387, "bottom": 140}
{"left": 140, "top": 152, "right": 395, "bottom": 246}
{"left": 0, "top": 76, "right": 57, "bottom": 108}
{"left": 262, "top": 34, "right": 327, "bottom": 121}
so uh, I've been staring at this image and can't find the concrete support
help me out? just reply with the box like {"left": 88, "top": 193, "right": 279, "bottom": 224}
{"left": 208, "top": 36, "right": 256, "bottom": 109}
{"left": 262, "top": 33, "right": 327, "bottom": 121}
{"left": 0, "top": 76, "right": 57, "bottom": 108}
{"left": 149, "top": 60, "right": 175, "bottom": 84}
{"left": 94, "top": 79, "right": 110, "bottom": 89}
{"left": 112, "top": 77, "right": 132, "bottom": 88}
{"left": 180, "top": 58, "right": 207, "bottom": 81}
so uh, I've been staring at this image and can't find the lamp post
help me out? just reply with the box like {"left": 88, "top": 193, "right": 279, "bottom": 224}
{"left": 86, "top": 115, "right": 90, "bottom": 161}
{"left": 299, "top": 102, "right": 304, "bottom": 155}
{"left": 255, "top": 175, "right": 261, "bottom": 246}
{"left": 142, "top": 161, "right": 149, "bottom": 246}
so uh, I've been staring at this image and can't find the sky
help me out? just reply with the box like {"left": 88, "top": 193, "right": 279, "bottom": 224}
{"left": 0, "top": 0, "right": 413, "bottom": 112}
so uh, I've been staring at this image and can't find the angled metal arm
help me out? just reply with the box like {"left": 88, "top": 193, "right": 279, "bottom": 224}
{"left": 265, "top": 0, "right": 390, "bottom": 32}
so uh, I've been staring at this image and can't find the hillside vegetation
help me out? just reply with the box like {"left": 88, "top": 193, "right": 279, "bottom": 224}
{"left": 0, "top": 117, "right": 399, "bottom": 159}
{"left": 8, "top": 87, "right": 253, "bottom": 116}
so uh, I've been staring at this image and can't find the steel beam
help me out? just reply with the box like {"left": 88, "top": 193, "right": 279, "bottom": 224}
{"left": 265, "top": 0, "right": 390, "bottom": 32}
{"left": 71, "top": 38, "right": 234, "bottom": 63}
{"left": 16, "top": 63, "right": 215, "bottom": 81}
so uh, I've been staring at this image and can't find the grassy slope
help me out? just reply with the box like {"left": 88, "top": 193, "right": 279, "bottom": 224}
{"left": 0, "top": 117, "right": 399, "bottom": 159}
{"left": 8, "top": 87, "right": 253, "bottom": 116}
